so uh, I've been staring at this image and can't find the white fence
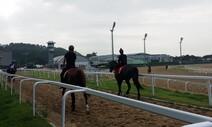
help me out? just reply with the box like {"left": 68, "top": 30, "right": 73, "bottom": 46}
{"left": 140, "top": 73, "right": 212, "bottom": 105}
{"left": 19, "top": 69, "right": 212, "bottom": 105}
{"left": 185, "top": 65, "right": 212, "bottom": 74}
{"left": 0, "top": 70, "right": 212, "bottom": 127}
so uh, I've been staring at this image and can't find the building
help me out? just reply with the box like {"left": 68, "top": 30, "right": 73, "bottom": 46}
{"left": 0, "top": 51, "right": 12, "bottom": 68}
{"left": 149, "top": 54, "right": 173, "bottom": 62}
{"left": 54, "top": 52, "right": 91, "bottom": 70}
{"left": 47, "top": 41, "right": 55, "bottom": 67}
{"left": 89, "top": 54, "right": 144, "bottom": 65}
{"left": 89, "top": 53, "right": 173, "bottom": 65}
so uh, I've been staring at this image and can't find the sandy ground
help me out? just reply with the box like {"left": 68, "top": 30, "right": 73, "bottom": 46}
{"left": 9, "top": 64, "right": 212, "bottom": 127}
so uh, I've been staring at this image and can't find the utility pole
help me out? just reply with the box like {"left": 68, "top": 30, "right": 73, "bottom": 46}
{"left": 180, "top": 37, "right": 183, "bottom": 64}
{"left": 111, "top": 22, "right": 116, "bottom": 60}
{"left": 143, "top": 33, "right": 148, "bottom": 63}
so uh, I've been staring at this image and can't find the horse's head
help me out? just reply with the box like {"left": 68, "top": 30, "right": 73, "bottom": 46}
{"left": 109, "top": 60, "right": 118, "bottom": 72}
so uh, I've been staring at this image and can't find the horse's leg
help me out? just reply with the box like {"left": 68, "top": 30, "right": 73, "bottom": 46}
{"left": 62, "top": 88, "right": 66, "bottom": 96}
{"left": 125, "top": 79, "right": 131, "bottom": 97}
{"left": 116, "top": 79, "right": 123, "bottom": 96}
{"left": 132, "top": 77, "right": 141, "bottom": 100}
{"left": 84, "top": 93, "right": 90, "bottom": 114}
{"left": 71, "top": 93, "right": 75, "bottom": 111}
{"left": 136, "top": 84, "right": 141, "bottom": 100}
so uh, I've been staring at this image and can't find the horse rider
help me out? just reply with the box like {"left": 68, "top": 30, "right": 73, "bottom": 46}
{"left": 7, "top": 60, "right": 17, "bottom": 74}
{"left": 118, "top": 48, "right": 127, "bottom": 68}
{"left": 60, "top": 45, "right": 76, "bottom": 83}
{"left": 146, "top": 64, "right": 151, "bottom": 74}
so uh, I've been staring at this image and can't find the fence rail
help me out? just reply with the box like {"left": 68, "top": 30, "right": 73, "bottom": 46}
{"left": 9, "top": 69, "right": 212, "bottom": 105}
{"left": 140, "top": 73, "right": 212, "bottom": 105}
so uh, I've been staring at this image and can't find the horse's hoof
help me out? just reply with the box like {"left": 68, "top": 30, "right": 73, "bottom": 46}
{"left": 123, "top": 93, "right": 128, "bottom": 97}
{"left": 86, "top": 111, "right": 90, "bottom": 115}
{"left": 137, "top": 96, "right": 141, "bottom": 100}
{"left": 71, "top": 107, "right": 75, "bottom": 112}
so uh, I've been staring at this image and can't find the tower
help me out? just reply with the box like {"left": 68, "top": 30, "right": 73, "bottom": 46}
{"left": 47, "top": 41, "right": 55, "bottom": 68}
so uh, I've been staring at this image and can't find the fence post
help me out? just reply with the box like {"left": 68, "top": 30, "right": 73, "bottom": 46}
{"left": 142, "top": 77, "right": 145, "bottom": 85}
{"left": 11, "top": 76, "right": 17, "bottom": 95}
{"left": 19, "top": 78, "right": 35, "bottom": 103}
{"left": 167, "top": 79, "right": 170, "bottom": 89}
{"left": 33, "top": 81, "right": 49, "bottom": 116}
{"left": 185, "top": 82, "right": 189, "bottom": 92}
{"left": 61, "top": 89, "right": 85, "bottom": 127}
{"left": 151, "top": 77, "right": 155, "bottom": 96}
{"left": 154, "top": 78, "right": 157, "bottom": 86}
{"left": 48, "top": 70, "right": 50, "bottom": 78}
{"left": 207, "top": 80, "right": 212, "bottom": 105}
{"left": 0, "top": 72, "right": 3, "bottom": 87}
{"left": 5, "top": 75, "right": 8, "bottom": 90}
{"left": 54, "top": 71, "right": 56, "bottom": 79}
{"left": 96, "top": 74, "right": 100, "bottom": 86}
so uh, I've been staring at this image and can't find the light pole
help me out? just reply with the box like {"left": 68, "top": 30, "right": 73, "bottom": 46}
{"left": 143, "top": 33, "right": 148, "bottom": 63}
{"left": 111, "top": 22, "right": 116, "bottom": 61}
{"left": 180, "top": 37, "right": 183, "bottom": 64}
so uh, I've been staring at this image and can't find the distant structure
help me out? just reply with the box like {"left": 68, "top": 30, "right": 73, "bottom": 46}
{"left": 47, "top": 41, "right": 55, "bottom": 68}
{"left": 54, "top": 52, "right": 92, "bottom": 70}
{"left": 0, "top": 51, "right": 12, "bottom": 68}
{"left": 89, "top": 53, "right": 173, "bottom": 66}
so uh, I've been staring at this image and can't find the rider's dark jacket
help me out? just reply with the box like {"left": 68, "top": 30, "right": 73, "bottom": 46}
{"left": 118, "top": 54, "right": 127, "bottom": 67}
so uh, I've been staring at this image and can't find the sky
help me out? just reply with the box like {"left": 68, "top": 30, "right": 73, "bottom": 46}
{"left": 0, "top": 0, "right": 212, "bottom": 57}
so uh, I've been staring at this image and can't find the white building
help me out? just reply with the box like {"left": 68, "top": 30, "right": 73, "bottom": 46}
{"left": 54, "top": 52, "right": 91, "bottom": 70}
{"left": 90, "top": 53, "right": 173, "bottom": 65}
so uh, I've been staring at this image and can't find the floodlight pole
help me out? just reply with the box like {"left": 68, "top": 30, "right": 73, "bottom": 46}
{"left": 180, "top": 37, "right": 183, "bottom": 64}
{"left": 111, "top": 22, "right": 116, "bottom": 61}
{"left": 143, "top": 33, "right": 148, "bottom": 63}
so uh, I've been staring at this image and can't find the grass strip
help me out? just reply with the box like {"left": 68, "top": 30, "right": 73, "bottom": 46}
{"left": 0, "top": 87, "right": 52, "bottom": 127}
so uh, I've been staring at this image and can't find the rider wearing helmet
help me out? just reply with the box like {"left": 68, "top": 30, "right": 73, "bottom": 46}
{"left": 7, "top": 60, "right": 17, "bottom": 74}
{"left": 60, "top": 45, "right": 77, "bottom": 83}
{"left": 118, "top": 48, "right": 127, "bottom": 67}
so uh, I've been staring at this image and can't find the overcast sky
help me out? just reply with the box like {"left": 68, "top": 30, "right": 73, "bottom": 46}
{"left": 0, "top": 0, "right": 212, "bottom": 57}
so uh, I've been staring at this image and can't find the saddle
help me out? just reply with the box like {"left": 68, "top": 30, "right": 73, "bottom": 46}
{"left": 114, "top": 66, "right": 124, "bottom": 74}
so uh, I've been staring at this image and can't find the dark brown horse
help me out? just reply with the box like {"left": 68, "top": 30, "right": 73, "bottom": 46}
{"left": 6, "top": 67, "right": 17, "bottom": 81}
{"left": 62, "top": 68, "right": 89, "bottom": 113}
{"left": 109, "top": 61, "right": 143, "bottom": 100}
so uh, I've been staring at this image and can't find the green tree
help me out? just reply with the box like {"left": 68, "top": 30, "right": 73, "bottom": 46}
{"left": 0, "top": 43, "right": 67, "bottom": 67}
{"left": 86, "top": 52, "right": 97, "bottom": 58}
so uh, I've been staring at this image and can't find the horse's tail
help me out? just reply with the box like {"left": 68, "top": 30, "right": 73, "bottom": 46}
{"left": 76, "top": 69, "right": 86, "bottom": 87}
{"left": 132, "top": 68, "right": 144, "bottom": 90}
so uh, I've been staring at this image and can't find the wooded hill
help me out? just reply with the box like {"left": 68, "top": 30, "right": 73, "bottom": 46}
{"left": 1, "top": 43, "right": 211, "bottom": 68}
{"left": 0, "top": 43, "right": 67, "bottom": 67}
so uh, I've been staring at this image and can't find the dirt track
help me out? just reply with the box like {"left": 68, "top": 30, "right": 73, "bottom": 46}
{"left": 10, "top": 64, "right": 212, "bottom": 127}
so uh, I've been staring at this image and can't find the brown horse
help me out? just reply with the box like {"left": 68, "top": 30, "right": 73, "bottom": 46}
{"left": 62, "top": 68, "right": 89, "bottom": 113}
